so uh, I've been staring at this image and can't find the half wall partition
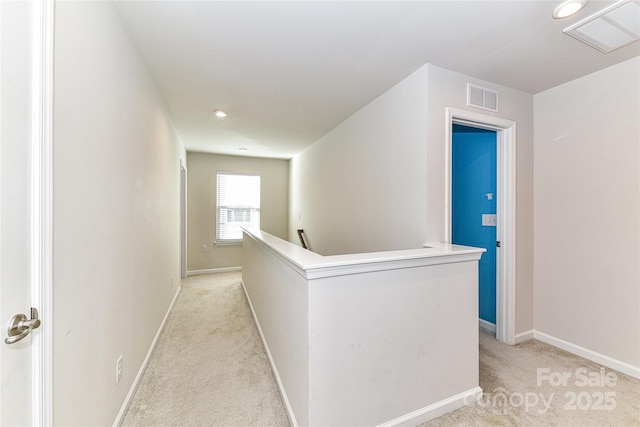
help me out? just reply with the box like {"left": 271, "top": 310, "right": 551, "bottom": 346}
{"left": 241, "top": 228, "right": 485, "bottom": 426}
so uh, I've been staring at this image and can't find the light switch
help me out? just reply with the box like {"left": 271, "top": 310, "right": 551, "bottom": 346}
{"left": 482, "top": 214, "right": 497, "bottom": 226}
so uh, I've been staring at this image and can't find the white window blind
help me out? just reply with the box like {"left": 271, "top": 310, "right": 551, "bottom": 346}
{"left": 216, "top": 172, "right": 260, "bottom": 242}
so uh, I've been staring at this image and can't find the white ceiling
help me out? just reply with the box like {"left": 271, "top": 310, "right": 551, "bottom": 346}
{"left": 115, "top": 1, "right": 640, "bottom": 159}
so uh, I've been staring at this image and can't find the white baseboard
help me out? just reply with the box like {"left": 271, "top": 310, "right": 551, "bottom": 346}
{"left": 187, "top": 266, "right": 242, "bottom": 276}
{"left": 515, "top": 329, "right": 534, "bottom": 344}
{"left": 377, "top": 387, "right": 483, "bottom": 427}
{"left": 533, "top": 330, "right": 640, "bottom": 380}
{"left": 241, "top": 280, "right": 299, "bottom": 427}
{"left": 479, "top": 319, "right": 496, "bottom": 333}
{"left": 112, "top": 286, "right": 182, "bottom": 427}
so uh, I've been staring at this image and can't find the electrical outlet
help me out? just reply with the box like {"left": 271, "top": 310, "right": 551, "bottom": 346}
{"left": 201, "top": 244, "right": 208, "bottom": 252}
{"left": 116, "top": 355, "right": 123, "bottom": 384}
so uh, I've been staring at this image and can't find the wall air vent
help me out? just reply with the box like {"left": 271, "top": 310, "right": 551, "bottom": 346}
{"left": 564, "top": 0, "right": 640, "bottom": 53}
{"left": 467, "top": 83, "right": 499, "bottom": 112}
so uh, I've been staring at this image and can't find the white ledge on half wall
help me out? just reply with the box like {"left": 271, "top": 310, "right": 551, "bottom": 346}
{"left": 242, "top": 228, "right": 485, "bottom": 280}
{"left": 241, "top": 228, "right": 487, "bottom": 426}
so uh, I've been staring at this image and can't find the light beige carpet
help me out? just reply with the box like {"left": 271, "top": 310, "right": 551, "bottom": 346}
{"left": 122, "top": 272, "right": 639, "bottom": 427}
{"left": 121, "top": 272, "right": 289, "bottom": 427}
{"left": 423, "top": 330, "right": 640, "bottom": 426}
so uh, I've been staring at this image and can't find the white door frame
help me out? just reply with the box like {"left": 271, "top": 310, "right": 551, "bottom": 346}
{"left": 180, "top": 161, "right": 187, "bottom": 279}
{"left": 445, "top": 107, "right": 516, "bottom": 345}
{"left": 30, "top": 0, "right": 54, "bottom": 423}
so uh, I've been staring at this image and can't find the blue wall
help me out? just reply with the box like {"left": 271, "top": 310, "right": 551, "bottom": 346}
{"left": 452, "top": 124, "right": 497, "bottom": 324}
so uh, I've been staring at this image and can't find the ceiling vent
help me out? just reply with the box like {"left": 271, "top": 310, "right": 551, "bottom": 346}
{"left": 467, "top": 83, "right": 499, "bottom": 112}
{"left": 564, "top": 0, "right": 640, "bottom": 53}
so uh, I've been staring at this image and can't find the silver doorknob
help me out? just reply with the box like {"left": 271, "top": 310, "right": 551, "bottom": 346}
{"left": 5, "top": 308, "right": 41, "bottom": 345}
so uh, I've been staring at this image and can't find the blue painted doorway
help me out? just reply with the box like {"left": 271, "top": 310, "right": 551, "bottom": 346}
{"left": 452, "top": 124, "right": 497, "bottom": 325}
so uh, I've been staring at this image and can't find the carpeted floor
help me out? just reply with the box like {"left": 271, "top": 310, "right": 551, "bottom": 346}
{"left": 122, "top": 272, "right": 640, "bottom": 426}
{"left": 121, "top": 272, "right": 289, "bottom": 427}
{"left": 423, "top": 331, "right": 640, "bottom": 426}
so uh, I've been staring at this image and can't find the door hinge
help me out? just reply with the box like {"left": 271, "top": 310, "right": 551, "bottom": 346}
{"left": 496, "top": 241, "right": 501, "bottom": 248}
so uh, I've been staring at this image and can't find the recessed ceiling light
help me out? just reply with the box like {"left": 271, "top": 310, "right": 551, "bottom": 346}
{"left": 553, "top": 0, "right": 587, "bottom": 19}
{"left": 213, "top": 110, "right": 228, "bottom": 118}
{"left": 238, "top": 148, "right": 248, "bottom": 152}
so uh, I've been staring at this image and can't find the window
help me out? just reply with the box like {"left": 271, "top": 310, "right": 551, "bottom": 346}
{"left": 216, "top": 172, "right": 260, "bottom": 242}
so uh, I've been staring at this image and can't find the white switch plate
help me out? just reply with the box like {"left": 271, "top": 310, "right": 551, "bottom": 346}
{"left": 482, "top": 214, "right": 497, "bottom": 226}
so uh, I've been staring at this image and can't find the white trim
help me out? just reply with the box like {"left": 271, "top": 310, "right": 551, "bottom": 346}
{"left": 30, "top": 0, "right": 54, "bottom": 424}
{"left": 376, "top": 387, "right": 483, "bottom": 427}
{"left": 186, "top": 266, "right": 242, "bottom": 276}
{"left": 514, "top": 329, "right": 534, "bottom": 344}
{"left": 180, "top": 161, "right": 187, "bottom": 279}
{"left": 303, "top": 251, "right": 483, "bottom": 280}
{"left": 533, "top": 331, "right": 640, "bottom": 380}
{"left": 214, "top": 240, "right": 243, "bottom": 246}
{"left": 496, "top": 124, "right": 517, "bottom": 345}
{"left": 445, "top": 108, "right": 517, "bottom": 346}
{"left": 112, "top": 286, "right": 182, "bottom": 427}
{"left": 243, "top": 229, "right": 483, "bottom": 281}
{"left": 479, "top": 319, "right": 496, "bottom": 334}
{"left": 241, "top": 280, "right": 299, "bottom": 427}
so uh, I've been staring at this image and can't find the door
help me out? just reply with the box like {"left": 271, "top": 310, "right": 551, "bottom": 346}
{"left": 1, "top": 1, "right": 36, "bottom": 423}
{"left": 452, "top": 124, "right": 497, "bottom": 327}
{"left": 1, "top": 0, "right": 52, "bottom": 424}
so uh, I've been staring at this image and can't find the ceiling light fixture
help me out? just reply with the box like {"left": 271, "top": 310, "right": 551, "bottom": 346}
{"left": 553, "top": 0, "right": 587, "bottom": 19}
{"left": 238, "top": 148, "right": 248, "bottom": 152}
{"left": 213, "top": 110, "right": 228, "bottom": 118}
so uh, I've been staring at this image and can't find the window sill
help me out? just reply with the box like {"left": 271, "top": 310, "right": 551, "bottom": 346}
{"left": 215, "top": 240, "right": 243, "bottom": 246}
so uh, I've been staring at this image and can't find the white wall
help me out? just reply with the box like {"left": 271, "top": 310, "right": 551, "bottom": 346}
{"left": 308, "top": 263, "right": 480, "bottom": 426}
{"left": 53, "top": 2, "right": 186, "bottom": 425}
{"left": 242, "top": 234, "right": 310, "bottom": 425}
{"left": 290, "top": 63, "right": 535, "bottom": 334}
{"left": 534, "top": 57, "right": 640, "bottom": 372}
{"left": 187, "top": 152, "right": 289, "bottom": 272}
{"left": 290, "top": 65, "right": 430, "bottom": 255}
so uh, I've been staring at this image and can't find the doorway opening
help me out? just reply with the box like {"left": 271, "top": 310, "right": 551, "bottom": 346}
{"left": 445, "top": 108, "right": 517, "bottom": 345}
{"left": 452, "top": 124, "right": 497, "bottom": 332}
